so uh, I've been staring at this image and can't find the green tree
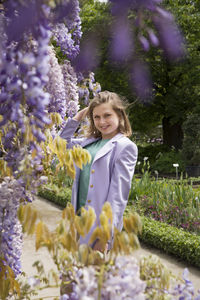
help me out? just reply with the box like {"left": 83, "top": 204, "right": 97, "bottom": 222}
{"left": 80, "top": 0, "right": 200, "bottom": 149}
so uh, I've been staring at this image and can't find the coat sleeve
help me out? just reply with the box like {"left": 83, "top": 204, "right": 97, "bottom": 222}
{"left": 106, "top": 142, "right": 138, "bottom": 230}
{"left": 59, "top": 118, "right": 84, "bottom": 149}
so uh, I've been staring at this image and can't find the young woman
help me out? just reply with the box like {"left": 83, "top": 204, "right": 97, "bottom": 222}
{"left": 60, "top": 91, "right": 138, "bottom": 251}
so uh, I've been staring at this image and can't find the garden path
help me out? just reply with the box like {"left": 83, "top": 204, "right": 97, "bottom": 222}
{"left": 21, "top": 197, "right": 200, "bottom": 300}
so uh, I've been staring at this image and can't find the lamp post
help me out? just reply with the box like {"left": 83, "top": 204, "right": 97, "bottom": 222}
{"left": 173, "top": 163, "right": 179, "bottom": 180}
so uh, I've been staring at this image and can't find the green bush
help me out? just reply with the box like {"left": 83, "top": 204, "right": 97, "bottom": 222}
{"left": 140, "top": 217, "right": 200, "bottom": 268}
{"left": 182, "top": 113, "right": 200, "bottom": 166}
{"left": 151, "top": 150, "right": 185, "bottom": 174}
{"left": 137, "top": 144, "right": 185, "bottom": 175}
{"left": 137, "top": 144, "right": 169, "bottom": 167}
{"left": 38, "top": 184, "right": 72, "bottom": 208}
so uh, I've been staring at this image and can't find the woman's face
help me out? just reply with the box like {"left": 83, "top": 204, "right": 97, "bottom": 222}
{"left": 92, "top": 103, "right": 120, "bottom": 139}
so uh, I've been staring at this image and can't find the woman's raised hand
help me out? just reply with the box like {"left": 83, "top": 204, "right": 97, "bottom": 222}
{"left": 73, "top": 107, "right": 89, "bottom": 122}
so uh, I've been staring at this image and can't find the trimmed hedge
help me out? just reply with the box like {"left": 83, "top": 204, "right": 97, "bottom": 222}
{"left": 38, "top": 184, "right": 71, "bottom": 208}
{"left": 140, "top": 217, "right": 200, "bottom": 268}
{"left": 38, "top": 184, "right": 200, "bottom": 267}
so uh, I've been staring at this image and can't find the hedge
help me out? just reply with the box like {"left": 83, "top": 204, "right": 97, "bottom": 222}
{"left": 140, "top": 217, "right": 200, "bottom": 268}
{"left": 38, "top": 184, "right": 71, "bottom": 208}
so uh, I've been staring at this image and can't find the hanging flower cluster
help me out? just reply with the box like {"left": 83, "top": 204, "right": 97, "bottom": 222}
{"left": 67, "top": 255, "right": 146, "bottom": 300}
{"left": 61, "top": 60, "right": 80, "bottom": 118}
{"left": 46, "top": 46, "right": 80, "bottom": 122}
{"left": 48, "top": 0, "right": 83, "bottom": 119}
{"left": 0, "top": 2, "right": 52, "bottom": 178}
{"left": 46, "top": 46, "right": 67, "bottom": 119}
{"left": 0, "top": 0, "right": 83, "bottom": 279}
{"left": 110, "top": 0, "right": 185, "bottom": 100}
{"left": 52, "top": 0, "right": 82, "bottom": 61}
{"left": 0, "top": 177, "right": 24, "bottom": 277}
{"left": 52, "top": 22, "right": 80, "bottom": 61}
{"left": 78, "top": 72, "right": 101, "bottom": 106}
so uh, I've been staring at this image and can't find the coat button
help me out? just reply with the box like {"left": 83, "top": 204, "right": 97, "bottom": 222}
{"left": 91, "top": 169, "right": 95, "bottom": 174}
{"left": 90, "top": 184, "right": 93, "bottom": 188}
{"left": 87, "top": 199, "right": 91, "bottom": 203}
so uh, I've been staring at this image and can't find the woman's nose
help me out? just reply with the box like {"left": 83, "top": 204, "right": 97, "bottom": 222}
{"left": 99, "top": 118, "right": 105, "bottom": 124}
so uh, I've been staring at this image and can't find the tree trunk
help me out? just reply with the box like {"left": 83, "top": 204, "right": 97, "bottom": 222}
{"left": 162, "top": 117, "right": 183, "bottom": 150}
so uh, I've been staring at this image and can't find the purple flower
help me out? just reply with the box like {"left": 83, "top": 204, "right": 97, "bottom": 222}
{"left": 52, "top": 23, "right": 80, "bottom": 60}
{"left": 139, "top": 35, "right": 150, "bottom": 52}
{"left": 0, "top": 177, "right": 24, "bottom": 277}
{"left": 61, "top": 59, "right": 79, "bottom": 108}
{"left": 110, "top": 18, "right": 133, "bottom": 61}
{"left": 131, "top": 61, "right": 152, "bottom": 101}
{"left": 73, "top": 35, "right": 99, "bottom": 73}
{"left": 153, "top": 14, "right": 186, "bottom": 61}
{"left": 46, "top": 46, "right": 67, "bottom": 119}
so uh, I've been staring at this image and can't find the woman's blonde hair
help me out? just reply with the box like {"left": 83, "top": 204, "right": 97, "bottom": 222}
{"left": 87, "top": 91, "right": 132, "bottom": 138}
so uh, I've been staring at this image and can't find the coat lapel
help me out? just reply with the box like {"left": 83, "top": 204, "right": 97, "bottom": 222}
{"left": 92, "top": 133, "right": 124, "bottom": 163}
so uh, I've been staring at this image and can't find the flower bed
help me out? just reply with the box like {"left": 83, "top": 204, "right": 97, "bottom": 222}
{"left": 129, "top": 171, "right": 200, "bottom": 234}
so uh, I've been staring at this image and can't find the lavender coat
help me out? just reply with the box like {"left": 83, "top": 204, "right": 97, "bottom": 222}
{"left": 60, "top": 118, "right": 138, "bottom": 244}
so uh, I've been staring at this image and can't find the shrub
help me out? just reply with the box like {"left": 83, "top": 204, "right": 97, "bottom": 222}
{"left": 151, "top": 150, "right": 185, "bottom": 174}
{"left": 137, "top": 144, "right": 185, "bottom": 175}
{"left": 38, "top": 184, "right": 71, "bottom": 207}
{"left": 182, "top": 113, "right": 200, "bottom": 166}
{"left": 140, "top": 217, "right": 200, "bottom": 268}
{"left": 137, "top": 144, "right": 169, "bottom": 168}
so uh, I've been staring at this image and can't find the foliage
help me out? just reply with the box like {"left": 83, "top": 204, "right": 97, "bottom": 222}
{"left": 151, "top": 149, "right": 185, "bottom": 174}
{"left": 9, "top": 200, "right": 199, "bottom": 299}
{"left": 129, "top": 171, "right": 200, "bottom": 234}
{"left": 15, "top": 201, "right": 200, "bottom": 299}
{"left": 49, "top": 163, "right": 73, "bottom": 189}
{"left": 137, "top": 144, "right": 170, "bottom": 165}
{"left": 182, "top": 113, "right": 200, "bottom": 166}
{"left": 139, "top": 254, "right": 175, "bottom": 300}
{"left": 0, "top": 261, "right": 20, "bottom": 300}
{"left": 140, "top": 216, "right": 200, "bottom": 268}
{"left": 46, "top": 133, "right": 91, "bottom": 180}
{"left": 138, "top": 0, "right": 200, "bottom": 142}
{"left": 82, "top": 0, "right": 200, "bottom": 149}
{"left": 38, "top": 184, "right": 71, "bottom": 208}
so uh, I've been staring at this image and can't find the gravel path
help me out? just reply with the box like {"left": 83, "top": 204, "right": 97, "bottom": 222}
{"left": 21, "top": 197, "right": 200, "bottom": 299}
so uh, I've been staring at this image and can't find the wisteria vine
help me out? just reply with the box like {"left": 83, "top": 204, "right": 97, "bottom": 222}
{"left": 0, "top": 0, "right": 84, "bottom": 279}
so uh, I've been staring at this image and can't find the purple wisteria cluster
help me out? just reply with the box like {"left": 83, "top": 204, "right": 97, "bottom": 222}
{"left": 60, "top": 255, "right": 146, "bottom": 300}
{"left": 108, "top": 0, "right": 185, "bottom": 100}
{"left": 52, "top": 0, "right": 82, "bottom": 61}
{"left": 52, "top": 22, "right": 81, "bottom": 61}
{"left": 0, "top": 0, "right": 82, "bottom": 279}
{"left": 60, "top": 261, "right": 200, "bottom": 300}
{"left": 0, "top": 177, "right": 24, "bottom": 277}
{"left": 47, "top": 0, "right": 83, "bottom": 119}
{"left": 109, "top": 0, "right": 185, "bottom": 60}
{"left": 78, "top": 72, "right": 101, "bottom": 106}
{"left": 171, "top": 268, "right": 200, "bottom": 300}
{"left": 61, "top": 60, "right": 80, "bottom": 118}
{"left": 46, "top": 45, "right": 80, "bottom": 121}
{"left": 0, "top": 1, "right": 52, "bottom": 173}
{"left": 47, "top": 45, "right": 67, "bottom": 120}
